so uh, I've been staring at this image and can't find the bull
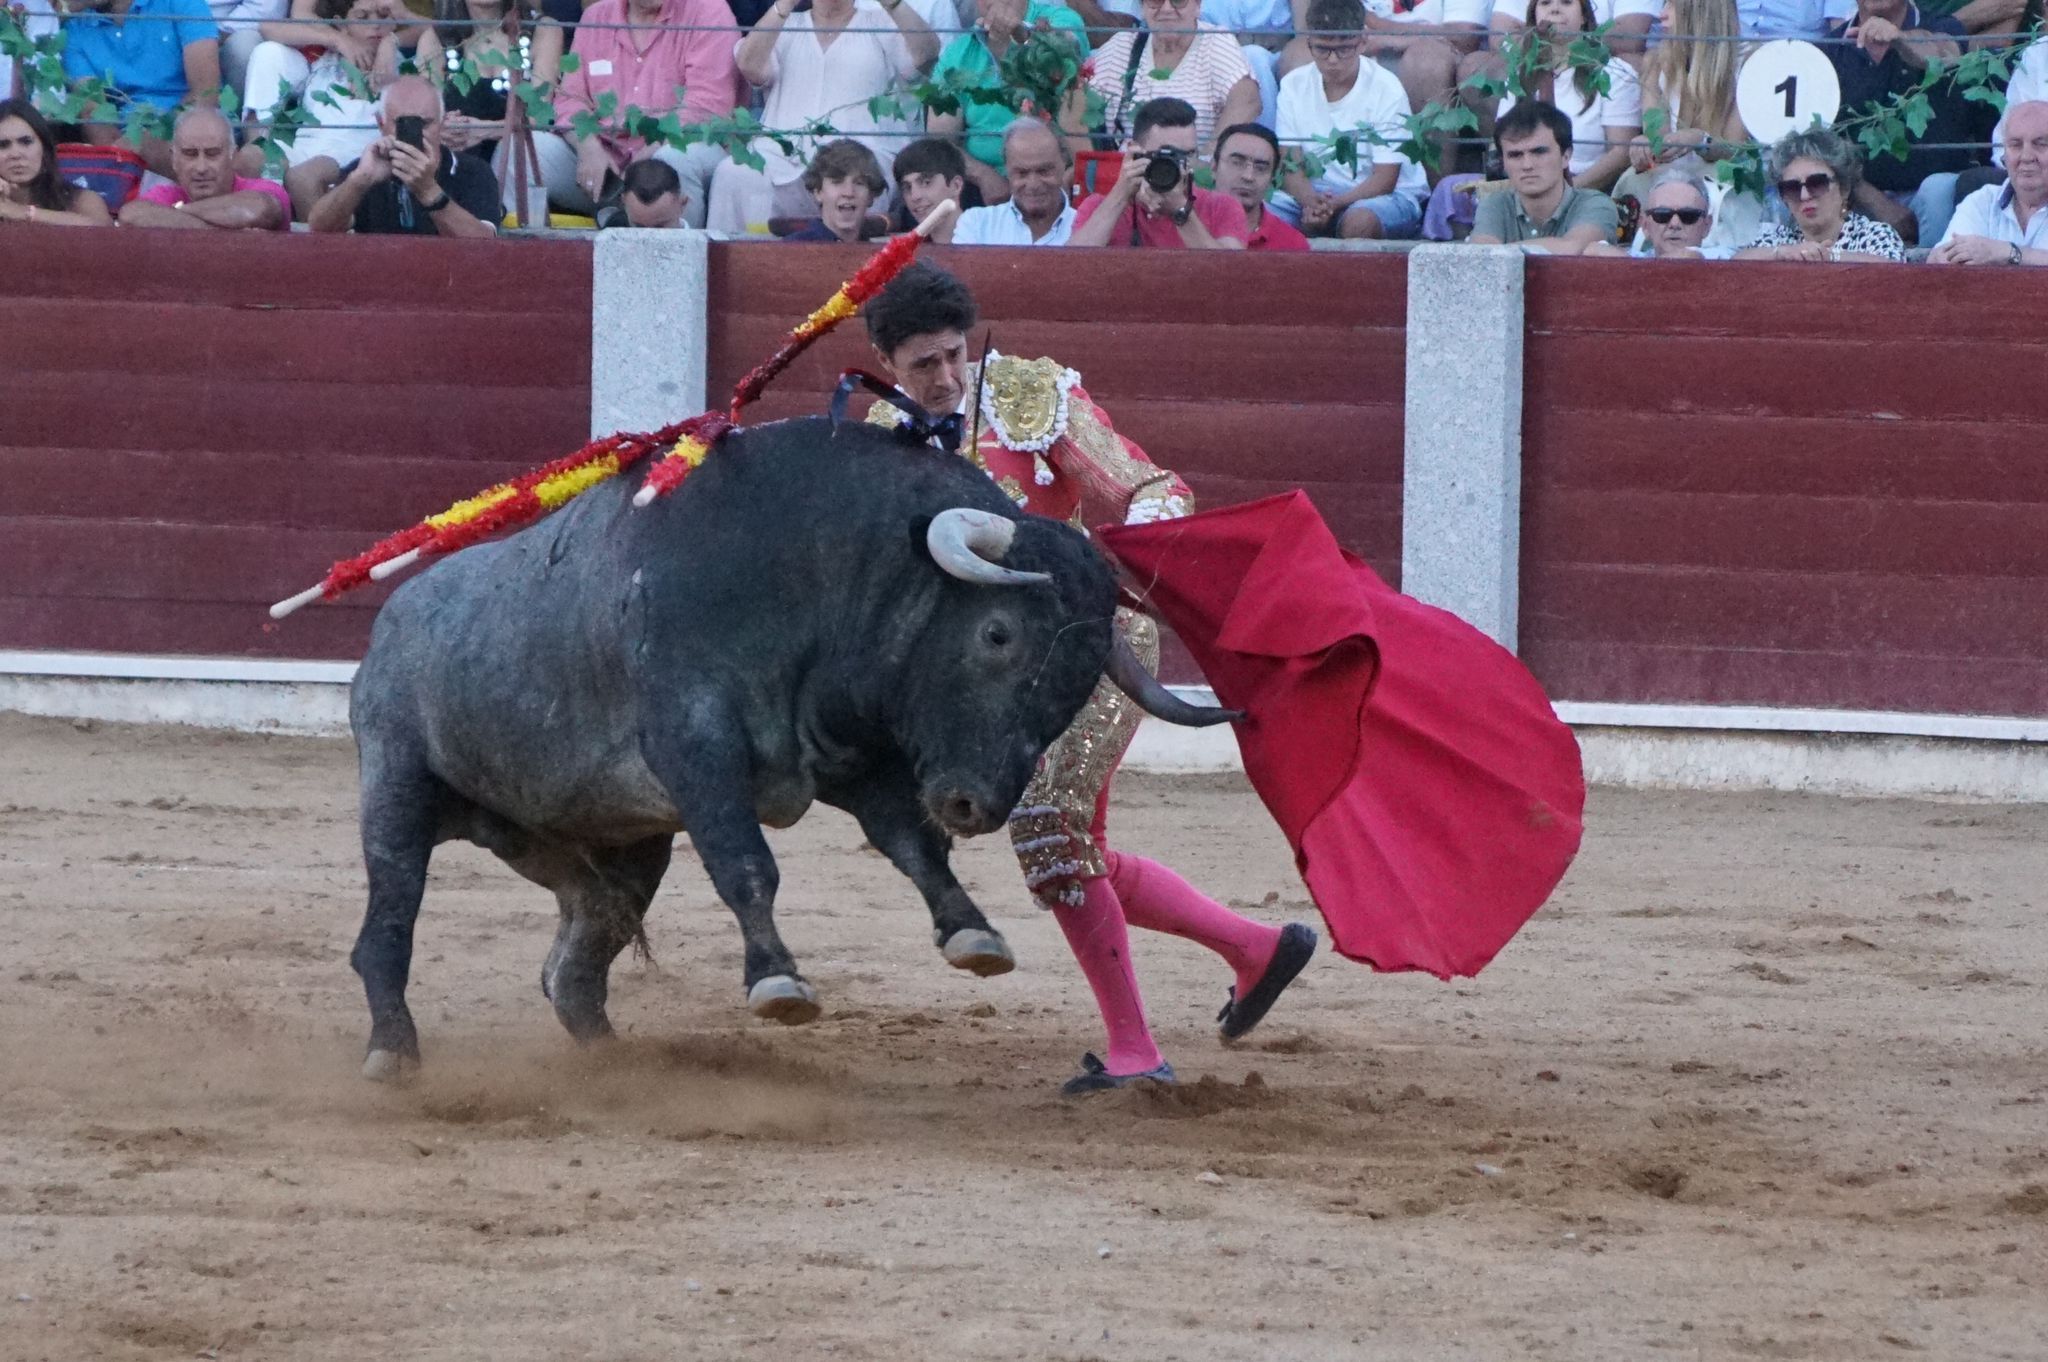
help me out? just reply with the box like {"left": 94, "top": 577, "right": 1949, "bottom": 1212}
{"left": 345, "top": 417, "right": 1230, "bottom": 1079}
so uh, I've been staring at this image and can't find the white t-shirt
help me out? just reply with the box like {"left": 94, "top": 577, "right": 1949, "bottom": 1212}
{"left": 1937, "top": 182, "right": 2048, "bottom": 250}
{"left": 1367, "top": 0, "right": 1490, "bottom": 27}
{"left": 1497, "top": 59, "right": 1641, "bottom": 175}
{"left": 1276, "top": 59, "right": 1428, "bottom": 200}
{"left": 753, "top": 3, "right": 924, "bottom": 184}
{"left": 1991, "top": 37, "right": 2046, "bottom": 168}
{"left": 953, "top": 199, "right": 1078, "bottom": 244}
{"left": 1490, "top": 0, "right": 1658, "bottom": 24}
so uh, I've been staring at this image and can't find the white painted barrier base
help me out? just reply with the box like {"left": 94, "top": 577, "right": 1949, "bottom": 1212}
{"left": 4, "top": 661, "right": 2045, "bottom": 802}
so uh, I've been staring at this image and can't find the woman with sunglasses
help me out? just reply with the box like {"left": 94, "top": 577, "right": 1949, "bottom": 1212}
{"left": 0, "top": 97, "right": 114, "bottom": 226}
{"left": 1736, "top": 126, "right": 1906, "bottom": 262}
{"left": 1087, "top": 0, "right": 1260, "bottom": 154}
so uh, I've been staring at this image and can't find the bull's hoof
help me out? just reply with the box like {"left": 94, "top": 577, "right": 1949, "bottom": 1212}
{"left": 362, "top": 1048, "right": 419, "bottom": 1085}
{"left": 939, "top": 928, "right": 1015, "bottom": 977}
{"left": 747, "top": 975, "right": 821, "bottom": 1025}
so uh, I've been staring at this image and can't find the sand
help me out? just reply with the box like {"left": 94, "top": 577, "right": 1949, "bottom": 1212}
{"left": 0, "top": 712, "right": 2043, "bottom": 1361}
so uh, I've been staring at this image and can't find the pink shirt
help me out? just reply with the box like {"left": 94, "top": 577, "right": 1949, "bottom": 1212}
{"left": 554, "top": 0, "right": 743, "bottom": 164}
{"left": 1072, "top": 186, "right": 1250, "bottom": 249}
{"left": 139, "top": 176, "right": 293, "bottom": 229}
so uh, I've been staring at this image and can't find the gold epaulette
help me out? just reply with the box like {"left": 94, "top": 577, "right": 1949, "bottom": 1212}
{"left": 979, "top": 353, "right": 1081, "bottom": 456}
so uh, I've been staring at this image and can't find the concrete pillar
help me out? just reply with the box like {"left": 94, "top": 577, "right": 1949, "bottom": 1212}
{"left": 1400, "top": 244, "right": 1526, "bottom": 651}
{"left": 589, "top": 228, "right": 710, "bottom": 437}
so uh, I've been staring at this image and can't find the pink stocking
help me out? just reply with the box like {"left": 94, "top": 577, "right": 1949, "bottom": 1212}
{"left": 1050, "top": 877, "right": 1164, "bottom": 1076}
{"left": 1108, "top": 851, "right": 1283, "bottom": 1001}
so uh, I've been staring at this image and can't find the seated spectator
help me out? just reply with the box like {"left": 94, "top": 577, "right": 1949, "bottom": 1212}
{"left": 0, "top": 95, "right": 114, "bottom": 225}
{"left": 1347, "top": 0, "right": 1485, "bottom": 119}
{"left": 1467, "top": 97, "right": 1617, "bottom": 250}
{"left": 1612, "top": 0, "right": 1762, "bottom": 244}
{"left": 117, "top": 104, "right": 290, "bottom": 227}
{"left": 602, "top": 155, "right": 688, "bottom": 227}
{"left": 241, "top": 0, "right": 429, "bottom": 156}
{"left": 1273, "top": 0, "right": 1426, "bottom": 238}
{"left": 1735, "top": 126, "right": 1906, "bottom": 259}
{"left": 709, "top": 0, "right": 938, "bottom": 234}
{"left": 251, "top": 0, "right": 410, "bottom": 220}
{"left": 1931, "top": 99, "right": 2047, "bottom": 264}
{"left": 1211, "top": 119, "right": 1309, "bottom": 247}
{"left": 1069, "top": 94, "right": 1250, "bottom": 245}
{"left": 1989, "top": 32, "right": 2046, "bottom": 170}
{"left": 1584, "top": 167, "right": 1728, "bottom": 254}
{"left": 953, "top": 114, "right": 1078, "bottom": 243}
{"left": 534, "top": 0, "right": 740, "bottom": 227}
{"left": 927, "top": 0, "right": 1092, "bottom": 205}
{"left": 307, "top": 73, "right": 500, "bottom": 234}
{"left": 1479, "top": 0, "right": 1656, "bottom": 69}
{"left": 892, "top": 135, "right": 966, "bottom": 239}
{"left": 1824, "top": 0, "right": 1968, "bottom": 244}
{"left": 783, "top": 137, "right": 889, "bottom": 241}
{"left": 1491, "top": 0, "right": 1639, "bottom": 193}
{"left": 60, "top": 0, "right": 222, "bottom": 177}
{"left": 3, "top": 1, "right": 59, "bottom": 103}
{"left": 1089, "top": 0, "right": 1260, "bottom": 154}
{"left": 205, "top": 0, "right": 284, "bottom": 99}
{"left": 433, "top": 0, "right": 565, "bottom": 201}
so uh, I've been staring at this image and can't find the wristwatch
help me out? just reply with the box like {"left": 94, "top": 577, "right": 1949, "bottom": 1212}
{"left": 1170, "top": 197, "right": 1193, "bottom": 226}
{"left": 417, "top": 189, "right": 452, "bottom": 213}
{"left": 2010, "top": 242, "right": 2023, "bottom": 265}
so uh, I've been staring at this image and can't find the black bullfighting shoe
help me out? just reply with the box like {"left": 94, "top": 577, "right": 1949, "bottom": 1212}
{"left": 1060, "top": 1052, "right": 1176, "bottom": 1097}
{"left": 1217, "top": 921, "right": 1318, "bottom": 1041}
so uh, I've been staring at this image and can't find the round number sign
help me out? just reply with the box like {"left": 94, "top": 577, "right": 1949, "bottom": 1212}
{"left": 1736, "top": 40, "right": 1842, "bottom": 144}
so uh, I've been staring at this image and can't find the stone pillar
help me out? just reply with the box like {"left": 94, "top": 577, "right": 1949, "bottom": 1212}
{"left": 589, "top": 228, "right": 710, "bottom": 438}
{"left": 1401, "top": 244, "right": 1526, "bottom": 651}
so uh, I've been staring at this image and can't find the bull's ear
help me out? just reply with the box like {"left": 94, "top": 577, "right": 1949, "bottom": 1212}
{"left": 907, "top": 514, "right": 935, "bottom": 565}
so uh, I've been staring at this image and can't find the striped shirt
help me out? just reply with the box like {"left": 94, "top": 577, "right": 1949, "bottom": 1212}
{"left": 1088, "top": 23, "right": 1254, "bottom": 151}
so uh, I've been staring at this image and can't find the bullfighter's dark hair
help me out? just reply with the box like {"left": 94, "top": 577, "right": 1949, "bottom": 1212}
{"left": 1494, "top": 98, "right": 1575, "bottom": 157}
{"left": 865, "top": 261, "right": 979, "bottom": 357}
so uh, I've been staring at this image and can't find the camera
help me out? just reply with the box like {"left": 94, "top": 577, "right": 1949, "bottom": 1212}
{"left": 1137, "top": 147, "right": 1189, "bottom": 194}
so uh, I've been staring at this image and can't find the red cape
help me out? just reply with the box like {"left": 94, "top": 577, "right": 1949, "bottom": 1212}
{"left": 1097, "top": 492, "right": 1585, "bottom": 980}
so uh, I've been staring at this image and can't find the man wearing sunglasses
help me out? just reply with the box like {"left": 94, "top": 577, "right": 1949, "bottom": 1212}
{"left": 1586, "top": 169, "right": 1729, "bottom": 258}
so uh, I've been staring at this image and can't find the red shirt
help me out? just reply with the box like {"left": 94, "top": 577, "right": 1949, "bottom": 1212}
{"left": 1246, "top": 209, "right": 1310, "bottom": 252}
{"left": 1072, "top": 186, "right": 1250, "bottom": 248}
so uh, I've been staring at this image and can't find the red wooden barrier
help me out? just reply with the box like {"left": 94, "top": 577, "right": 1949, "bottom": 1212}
{"left": 1, "top": 230, "right": 594, "bottom": 660}
{"left": 1520, "top": 259, "right": 2048, "bottom": 718}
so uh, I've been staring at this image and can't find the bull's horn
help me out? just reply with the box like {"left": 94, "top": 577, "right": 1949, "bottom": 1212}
{"left": 926, "top": 508, "right": 1052, "bottom": 587}
{"left": 1106, "top": 634, "right": 1245, "bottom": 728}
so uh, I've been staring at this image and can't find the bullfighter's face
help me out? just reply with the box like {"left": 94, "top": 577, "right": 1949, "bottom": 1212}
{"left": 878, "top": 328, "right": 970, "bottom": 418}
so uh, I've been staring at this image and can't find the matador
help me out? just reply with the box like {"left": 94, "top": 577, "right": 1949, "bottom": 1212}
{"left": 863, "top": 263, "right": 1317, "bottom": 1094}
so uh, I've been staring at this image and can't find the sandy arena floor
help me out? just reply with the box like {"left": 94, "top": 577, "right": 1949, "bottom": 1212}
{"left": 0, "top": 713, "right": 2043, "bottom": 1361}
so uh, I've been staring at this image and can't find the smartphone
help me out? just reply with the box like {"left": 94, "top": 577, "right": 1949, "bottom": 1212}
{"left": 394, "top": 115, "right": 427, "bottom": 152}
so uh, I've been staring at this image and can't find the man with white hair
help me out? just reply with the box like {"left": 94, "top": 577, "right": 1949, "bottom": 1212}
{"left": 117, "top": 105, "right": 289, "bottom": 229}
{"left": 951, "top": 118, "right": 1077, "bottom": 246}
{"left": 1585, "top": 170, "right": 1729, "bottom": 258}
{"left": 1931, "top": 100, "right": 2048, "bottom": 265}
{"left": 307, "top": 75, "right": 499, "bottom": 237}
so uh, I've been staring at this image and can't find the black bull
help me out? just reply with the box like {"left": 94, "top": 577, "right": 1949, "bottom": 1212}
{"left": 345, "top": 417, "right": 1231, "bottom": 1079}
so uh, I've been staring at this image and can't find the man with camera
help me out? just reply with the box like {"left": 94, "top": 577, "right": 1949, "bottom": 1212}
{"left": 1068, "top": 96, "right": 1248, "bottom": 249}
{"left": 308, "top": 76, "right": 500, "bottom": 237}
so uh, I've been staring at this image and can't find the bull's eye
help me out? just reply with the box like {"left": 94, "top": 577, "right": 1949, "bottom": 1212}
{"left": 981, "top": 619, "right": 1015, "bottom": 650}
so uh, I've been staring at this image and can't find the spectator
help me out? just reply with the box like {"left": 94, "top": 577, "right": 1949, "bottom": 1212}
{"left": 783, "top": 137, "right": 889, "bottom": 240}
{"left": 1824, "top": 0, "right": 1967, "bottom": 244}
{"left": 1467, "top": 97, "right": 1617, "bottom": 249}
{"left": 1491, "top": 0, "right": 1640, "bottom": 193}
{"left": 1089, "top": 0, "right": 1260, "bottom": 153}
{"left": 891, "top": 134, "right": 966, "bottom": 238}
{"left": 534, "top": 0, "right": 741, "bottom": 228}
{"left": 3, "top": 1, "right": 59, "bottom": 103}
{"left": 603, "top": 154, "right": 687, "bottom": 226}
{"left": 242, "top": 0, "right": 430, "bottom": 158}
{"left": 1481, "top": 0, "right": 1656, "bottom": 65}
{"left": 927, "top": 0, "right": 1091, "bottom": 206}
{"left": 1614, "top": 0, "right": 1762, "bottom": 245}
{"left": 953, "top": 114, "right": 1078, "bottom": 242}
{"left": 1989, "top": 32, "right": 2046, "bottom": 169}
{"left": 1931, "top": 98, "right": 2047, "bottom": 264}
{"left": 1274, "top": 0, "right": 1426, "bottom": 237}
{"left": 433, "top": 0, "right": 564, "bottom": 177}
{"left": 117, "top": 103, "right": 290, "bottom": 226}
{"left": 60, "top": 0, "right": 221, "bottom": 177}
{"left": 709, "top": 0, "right": 938, "bottom": 234}
{"left": 1735, "top": 125, "right": 1906, "bottom": 259}
{"left": 205, "top": 0, "right": 283, "bottom": 99}
{"left": 307, "top": 72, "right": 500, "bottom": 234}
{"left": 1350, "top": 0, "right": 1485, "bottom": 117}
{"left": 251, "top": 0, "right": 408, "bottom": 221}
{"left": 1584, "top": 166, "right": 1728, "bottom": 254}
{"left": 0, "top": 95, "right": 114, "bottom": 224}
{"left": 1211, "top": 119, "right": 1309, "bottom": 247}
{"left": 1069, "top": 94, "right": 1251, "bottom": 245}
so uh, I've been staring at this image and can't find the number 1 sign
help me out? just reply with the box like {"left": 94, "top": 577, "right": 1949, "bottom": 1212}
{"left": 1736, "top": 40, "right": 1843, "bottom": 144}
